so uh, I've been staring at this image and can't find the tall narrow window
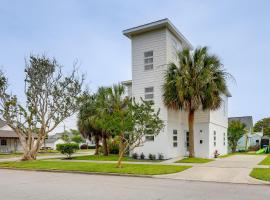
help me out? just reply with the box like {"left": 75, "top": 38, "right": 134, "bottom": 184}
{"left": 173, "top": 129, "right": 178, "bottom": 147}
{"left": 144, "top": 87, "right": 154, "bottom": 100}
{"left": 223, "top": 132, "right": 226, "bottom": 146}
{"left": 144, "top": 51, "right": 153, "bottom": 70}
{"left": 214, "top": 131, "right": 216, "bottom": 147}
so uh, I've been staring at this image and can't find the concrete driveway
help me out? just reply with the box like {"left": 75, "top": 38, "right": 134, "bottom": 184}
{"left": 156, "top": 155, "right": 269, "bottom": 184}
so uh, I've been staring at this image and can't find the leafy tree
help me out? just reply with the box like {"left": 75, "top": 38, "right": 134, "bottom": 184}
{"left": 102, "top": 84, "right": 164, "bottom": 168}
{"left": 0, "top": 55, "right": 83, "bottom": 160}
{"left": 56, "top": 143, "right": 79, "bottom": 159}
{"left": 71, "top": 134, "right": 85, "bottom": 144}
{"left": 254, "top": 118, "right": 270, "bottom": 136}
{"left": 163, "top": 47, "right": 230, "bottom": 157}
{"left": 228, "top": 120, "right": 247, "bottom": 152}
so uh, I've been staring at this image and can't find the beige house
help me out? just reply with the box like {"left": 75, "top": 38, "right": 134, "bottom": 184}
{"left": 0, "top": 119, "right": 23, "bottom": 153}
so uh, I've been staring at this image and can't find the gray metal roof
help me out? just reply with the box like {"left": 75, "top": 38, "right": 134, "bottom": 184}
{"left": 0, "top": 130, "right": 18, "bottom": 138}
{"left": 228, "top": 116, "right": 253, "bottom": 130}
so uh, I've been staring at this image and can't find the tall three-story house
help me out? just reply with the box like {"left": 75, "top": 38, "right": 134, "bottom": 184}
{"left": 122, "top": 19, "right": 231, "bottom": 158}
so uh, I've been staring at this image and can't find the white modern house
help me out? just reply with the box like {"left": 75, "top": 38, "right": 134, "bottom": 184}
{"left": 122, "top": 19, "right": 231, "bottom": 159}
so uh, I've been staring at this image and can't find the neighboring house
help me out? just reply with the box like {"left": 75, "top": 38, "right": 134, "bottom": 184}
{"left": 0, "top": 119, "right": 23, "bottom": 153}
{"left": 122, "top": 19, "right": 231, "bottom": 159}
{"left": 43, "top": 132, "right": 70, "bottom": 150}
{"left": 43, "top": 137, "right": 65, "bottom": 150}
{"left": 228, "top": 116, "right": 254, "bottom": 151}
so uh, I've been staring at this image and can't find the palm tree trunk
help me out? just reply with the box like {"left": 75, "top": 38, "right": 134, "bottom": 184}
{"left": 188, "top": 109, "right": 195, "bottom": 157}
{"left": 94, "top": 135, "right": 99, "bottom": 155}
{"left": 102, "top": 133, "right": 109, "bottom": 156}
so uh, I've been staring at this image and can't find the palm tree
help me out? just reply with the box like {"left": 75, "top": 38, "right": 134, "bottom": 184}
{"left": 228, "top": 120, "right": 247, "bottom": 152}
{"left": 163, "top": 47, "right": 230, "bottom": 157}
{"left": 77, "top": 94, "right": 102, "bottom": 155}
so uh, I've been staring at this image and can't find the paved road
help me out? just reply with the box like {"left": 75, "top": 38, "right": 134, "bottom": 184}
{"left": 157, "top": 155, "right": 269, "bottom": 184}
{"left": 0, "top": 169, "right": 269, "bottom": 200}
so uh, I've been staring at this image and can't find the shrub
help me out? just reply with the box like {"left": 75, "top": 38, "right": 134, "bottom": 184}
{"left": 149, "top": 153, "right": 156, "bottom": 160}
{"left": 56, "top": 143, "right": 79, "bottom": 159}
{"left": 132, "top": 152, "right": 138, "bottom": 159}
{"left": 140, "top": 153, "right": 145, "bottom": 160}
{"left": 158, "top": 153, "right": 164, "bottom": 160}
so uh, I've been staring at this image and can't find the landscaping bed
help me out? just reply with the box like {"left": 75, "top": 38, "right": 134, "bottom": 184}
{"left": 0, "top": 161, "right": 191, "bottom": 175}
{"left": 175, "top": 157, "right": 213, "bottom": 163}
{"left": 250, "top": 168, "right": 270, "bottom": 182}
{"left": 71, "top": 154, "right": 162, "bottom": 162}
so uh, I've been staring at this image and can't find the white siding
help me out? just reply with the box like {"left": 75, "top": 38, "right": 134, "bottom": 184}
{"left": 128, "top": 24, "right": 229, "bottom": 159}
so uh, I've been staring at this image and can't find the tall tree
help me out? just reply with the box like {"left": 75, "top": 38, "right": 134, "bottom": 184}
{"left": 0, "top": 55, "right": 83, "bottom": 160}
{"left": 77, "top": 94, "right": 101, "bottom": 155}
{"left": 228, "top": 120, "right": 247, "bottom": 152}
{"left": 163, "top": 47, "right": 230, "bottom": 157}
{"left": 254, "top": 118, "right": 270, "bottom": 136}
{"left": 103, "top": 85, "right": 164, "bottom": 168}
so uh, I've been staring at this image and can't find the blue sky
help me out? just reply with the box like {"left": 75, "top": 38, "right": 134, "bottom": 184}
{"left": 0, "top": 0, "right": 269, "bottom": 131}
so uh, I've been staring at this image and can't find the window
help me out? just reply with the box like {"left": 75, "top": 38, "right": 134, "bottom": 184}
{"left": 186, "top": 131, "right": 189, "bottom": 147}
{"left": 145, "top": 135, "right": 154, "bottom": 141}
{"left": 144, "top": 87, "right": 154, "bottom": 100}
{"left": 223, "top": 101, "right": 226, "bottom": 116}
{"left": 200, "top": 140, "right": 203, "bottom": 144}
{"left": 173, "top": 129, "right": 178, "bottom": 148}
{"left": 214, "top": 131, "right": 216, "bottom": 147}
{"left": 223, "top": 132, "right": 226, "bottom": 146}
{"left": 144, "top": 51, "right": 153, "bottom": 70}
{"left": 1, "top": 139, "right": 7, "bottom": 146}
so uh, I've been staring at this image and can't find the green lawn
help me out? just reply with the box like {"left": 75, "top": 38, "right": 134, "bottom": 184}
{"left": 175, "top": 157, "right": 213, "bottom": 163}
{"left": 259, "top": 155, "right": 270, "bottom": 165}
{"left": 0, "top": 161, "right": 191, "bottom": 175}
{"left": 250, "top": 168, "right": 270, "bottom": 182}
{"left": 72, "top": 154, "right": 161, "bottom": 162}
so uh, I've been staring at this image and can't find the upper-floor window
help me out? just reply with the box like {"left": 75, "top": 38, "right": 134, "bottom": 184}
{"left": 144, "top": 87, "right": 154, "bottom": 100}
{"left": 144, "top": 51, "right": 153, "bottom": 70}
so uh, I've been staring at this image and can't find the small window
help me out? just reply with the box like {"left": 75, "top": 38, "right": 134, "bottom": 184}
{"left": 1, "top": 139, "right": 7, "bottom": 146}
{"left": 144, "top": 87, "right": 154, "bottom": 100}
{"left": 214, "top": 142, "right": 216, "bottom": 147}
{"left": 200, "top": 130, "right": 203, "bottom": 134}
{"left": 173, "top": 136, "right": 177, "bottom": 141}
{"left": 145, "top": 135, "right": 154, "bottom": 141}
{"left": 144, "top": 51, "right": 153, "bottom": 70}
{"left": 173, "top": 130, "right": 177, "bottom": 135}
{"left": 200, "top": 140, "right": 203, "bottom": 144}
{"left": 173, "top": 142, "right": 178, "bottom": 147}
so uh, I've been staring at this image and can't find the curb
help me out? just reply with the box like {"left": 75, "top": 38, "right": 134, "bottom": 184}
{"left": 0, "top": 167, "right": 154, "bottom": 178}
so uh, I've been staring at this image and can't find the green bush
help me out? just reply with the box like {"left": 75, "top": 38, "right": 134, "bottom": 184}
{"left": 148, "top": 153, "right": 156, "bottom": 160}
{"left": 158, "top": 153, "right": 164, "bottom": 160}
{"left": 56, "top": 143, "right": 79, "bottom": 159}
{"left": 140, "top": 153, "right": 145, "bottom": 160}
{"left": 132, "top": 153, "right": 138, "bottom": 159}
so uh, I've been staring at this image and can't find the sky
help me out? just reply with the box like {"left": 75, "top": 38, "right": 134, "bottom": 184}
{"left": 0, "top": 0, "right": 269, "bottom": 133}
